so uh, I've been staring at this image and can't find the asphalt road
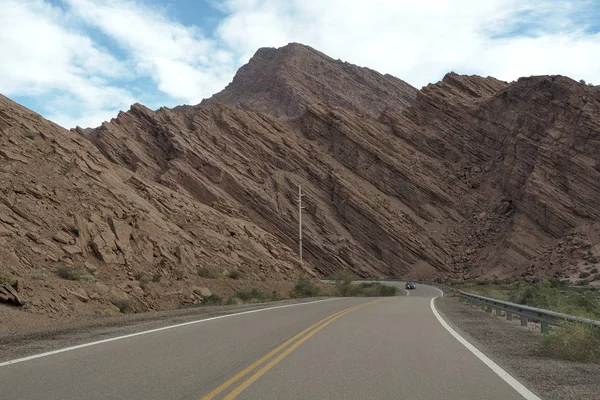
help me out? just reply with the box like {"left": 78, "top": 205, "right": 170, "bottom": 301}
{"left": 0, "top": 283, "right": 535, "bottom": 400}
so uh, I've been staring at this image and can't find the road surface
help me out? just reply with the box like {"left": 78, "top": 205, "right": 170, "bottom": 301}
{"left": 0, "top": 283, "right": 537, "bottom": 399}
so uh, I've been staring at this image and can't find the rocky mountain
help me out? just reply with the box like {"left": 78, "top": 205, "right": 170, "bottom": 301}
{"left": 2, "top": 42, "right": 600, "bottom": 329}
{"left": 0, "top": 94, "right": 308, "bottom": 330}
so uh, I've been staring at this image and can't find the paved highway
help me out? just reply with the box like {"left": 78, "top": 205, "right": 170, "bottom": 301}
{"left": 0, "top": 283, "right": 538, "bottom": 399}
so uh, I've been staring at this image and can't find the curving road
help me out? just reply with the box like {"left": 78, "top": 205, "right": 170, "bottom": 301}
{"left": 0, "top": 283, "right": 538, "bottom": 399}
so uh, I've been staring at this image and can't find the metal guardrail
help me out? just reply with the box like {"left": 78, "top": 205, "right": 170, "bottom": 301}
{"left": 344, "top": 279, "right": 600, "bottom": 334}
{"left": 459, "top": 292, "right": 600, "bottom": 334}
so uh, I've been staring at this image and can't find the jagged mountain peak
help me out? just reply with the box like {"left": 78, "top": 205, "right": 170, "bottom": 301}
{"left": 202, "top": 43, "right": 417, "bottom": 119}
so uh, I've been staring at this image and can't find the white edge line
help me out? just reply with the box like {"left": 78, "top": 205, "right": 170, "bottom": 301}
{"left": 0, "top": 298, "right": 338, "bottom": 368}
{"left": 429, "top": 288, "right": 541, "bottom": 400}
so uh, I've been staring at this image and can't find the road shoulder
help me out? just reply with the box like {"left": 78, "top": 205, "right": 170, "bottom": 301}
{"left": 0, "top": 297, "right": 332, "bottom": 363}
{"left": 435, "top": 295, "right": 600, "bottom": 400}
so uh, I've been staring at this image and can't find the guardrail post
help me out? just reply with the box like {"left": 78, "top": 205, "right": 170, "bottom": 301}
{"left": 506, "top": 312, "right": 513, "bottom": 321}
{"left": 521, "top": 316, "right": 528, "bottom": 327}
{"left": 486, "top": 304, "right": 492, "bottom": 313}
{"left": 541, "top": 321, "right": 549, "bottom": 334}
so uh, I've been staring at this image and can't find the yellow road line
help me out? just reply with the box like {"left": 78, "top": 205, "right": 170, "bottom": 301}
{"left": 222, "top": 299, "right": 383, "bottom": 400}
{"left": 201, "top": 302, "right": 369, "bottom": 400}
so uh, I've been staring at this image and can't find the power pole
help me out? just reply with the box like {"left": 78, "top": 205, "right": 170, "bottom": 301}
{"left": 297, "top": 184, "right": 305, "bottom": 265}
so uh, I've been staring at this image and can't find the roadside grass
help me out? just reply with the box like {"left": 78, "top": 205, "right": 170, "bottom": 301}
{"left": 451, "top": 278, "right": 600, "bottom": 363}
{"left": 325, "top": 269, "right": 397, "bottom": 297}
{"left": 111, "top": 299, "right": 133, "bottom": 313}
{"left": 539, "top": 321, "right": 600, "bottom": 363}
{"left": 227, "top": 288, "right": 280, "bottom": 304}
{"left": 203, "top": 294, "right": 223, "bottom": 306}
{"left": 453, "top": 279, "right": 600, "bottom": 320}
{"left": 292, "top": 276, "right": 321, "bottom": 297}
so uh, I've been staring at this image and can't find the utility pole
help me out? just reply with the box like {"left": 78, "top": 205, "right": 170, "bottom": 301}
{"left": 297, "top": 184, "right": 305, "bottom": 265}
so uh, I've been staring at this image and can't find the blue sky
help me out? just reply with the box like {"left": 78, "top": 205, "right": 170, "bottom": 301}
{"left": 1, "top": 0, "right": 599, "bottom": 129}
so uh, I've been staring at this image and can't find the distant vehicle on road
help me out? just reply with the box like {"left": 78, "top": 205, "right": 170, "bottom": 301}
{"left": 405, "top": 281, "right": 416, "bottom": 290}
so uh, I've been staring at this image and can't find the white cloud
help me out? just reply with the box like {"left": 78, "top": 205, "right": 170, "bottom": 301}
{"left": 0, "top": 0, "right": 135, "bottom": 127}
{"left": 215, "top": 0, "right": 600, "bottom": 87}
{"left": 65, "top": 0, "right": 237, "bottom": 103}
{"left": 1, "top": 0, "right": 599, "bottom": 129}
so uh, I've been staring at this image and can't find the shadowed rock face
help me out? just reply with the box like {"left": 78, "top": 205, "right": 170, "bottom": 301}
{"left": 2, "top": 43, "right": 600, "bottom": 328}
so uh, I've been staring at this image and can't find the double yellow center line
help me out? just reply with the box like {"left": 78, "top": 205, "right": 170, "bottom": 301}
{"left": 201, "top": 299, "right": 381, "bottom": 400}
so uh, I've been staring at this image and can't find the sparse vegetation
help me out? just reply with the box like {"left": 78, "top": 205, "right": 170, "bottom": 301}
{"left": 151, "top": 273, "right": 162, "bottom": 282}
{"left": 590, "top": 267, "right": 599, "bottom": 274}
{"left": 56, "top": 266, "right": 94, "bottom": 281}
{"left": 198, "top": 266, "right": 220, "bottom": 279}
{"left": 0, "top": 272, "right": 17, "bottom": 286}
{"left": 459, "top": 279, "right": 600, "bottom": 320}
{"left": 226, "top": 288, "right": 282, "bottom": 304}
{"left": 332, "top": 268, "right": 357, "bottom": 296}
{"left": 30, "top": 269, "right": 48, "bottom": 280}
{"left": 356, "top": 282, "right": 397, "bottom": 297}
{"left": 203, "top": 294, "right": 223, "bottom": 306}
{"left": 173, "top": 269, "right": 185, "bottom": 280}
{"left": 234, "top": 288, "right": 268, "bottom": 302}
{"left": 226, "top": 296, "right": 242, "bottom": 305}
{"left": 111, "top": 298, "right": 133, "bottom": 313}
{"left": 134, "top": 271, "right": 152, "bottom": 284}
{"left": 293, "top": 276, "right": 320, "bottom": 297}
{"left": 22, "top": 131, "right": 36, "bottom": 140}
{"left": 539, "top": 321, "right": 600, "bottom": 363}
{"left": 580, "top": 271, "right": 591, "bottom": 279}
{"left": 227, "top": 269, "right": 241, "bottom": 280}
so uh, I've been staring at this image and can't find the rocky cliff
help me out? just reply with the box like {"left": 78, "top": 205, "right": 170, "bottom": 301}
{"left": 2, "top": 42, "right": 600, "bottom": 329}
{"left": 0, "top": 94, "right": 308, "bottom": 330}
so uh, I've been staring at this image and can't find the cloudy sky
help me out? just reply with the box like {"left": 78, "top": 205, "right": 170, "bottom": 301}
{"left": 1, "top": 0, "right": 599, "bottom": 129}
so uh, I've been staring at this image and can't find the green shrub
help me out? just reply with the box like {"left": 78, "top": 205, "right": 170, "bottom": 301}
{"left": 539, "top": 321, "right": 600, "bottom": 363}
{"left": 203, "top": 294, "right": 223, "bottom": 306}
{"left": 198, "top": 266, "right": 220, "bottom": 279}
{"left": 590, "top": 267, "right": 599, "bottom": 274}
{"left": 226, "top": 296, "right": 242, "bottom": 305}
{"left": 57, "top": 267, "right": 94, "bottom": 281}
{"left": 270, "top": 290, "right": 280, "bottom": 301}
{"left": 30, "top": 269, "right": 48, "bottom": 281}
{"left": 23, "top": 131, "right": 36, "bottom": 140}
{"left": 359, "top": 283, "right": 397, "bottom": 297}
{"left": 580, "top": 271, "right": 591, "bottom": 279}
{"left": 332, "top": 268, "right": 357, "bottom": 296}
{"left": 228, "top": 269, "right": 241, "bottom": 280}
{"left": 134, "top": 272, "right": 151, "bottom": 284}
{"left": 0, "top": 272, "right": 17, "bottom": 286}
{"left": 173, "top": 269, "right": 185, "bottom": 280}
{"left": 293, "top": 276, "right": 320, "bottom": 297}
{"left": 151, "top": 274, "right": 162, "bottom": 283}
{"left": 235, "top": 288, "right": 267, "bottom": 301}
{"left": 112, "top": 299, "right": 132, "bottom": 313}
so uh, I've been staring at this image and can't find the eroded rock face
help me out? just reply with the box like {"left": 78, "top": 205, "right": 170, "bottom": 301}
{"left": 89, "top": 45, "right": 600, "bottom": 283}
{"left": 0, "top": 93, "right": 305, "bottom": 329}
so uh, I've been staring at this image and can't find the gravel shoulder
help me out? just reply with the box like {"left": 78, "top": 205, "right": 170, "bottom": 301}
{"left": 435, "top": 294, "right": 600, "bottom": 400}
{"left": 0, "top": 297, "right": 332, "bottom": 363}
